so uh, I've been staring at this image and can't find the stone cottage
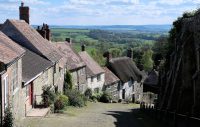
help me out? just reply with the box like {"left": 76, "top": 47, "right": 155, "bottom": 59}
{"left": 54, "top": 42, "right": 87, "bottom": 93}
{"left": 0, "top": 31, "right": 25, "bottom": 123}
{"left": 104, "top": 51, "right": 144, "bottom": 102}
{"left": 79, "top": 45, "right": 105, "bottom": 93}
{"left": 0, "top": 19, "right": 64, "bottom": 93}
{"left": 102, "top": 67, "right": 120, "bottom": 101}
{"left": 22, "top": 49, "right": 53, "bottom": 115}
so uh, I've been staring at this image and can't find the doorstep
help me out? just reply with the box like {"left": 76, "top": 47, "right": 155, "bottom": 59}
{"left": 26, "top": 108, "right": 50, "bottom": 117}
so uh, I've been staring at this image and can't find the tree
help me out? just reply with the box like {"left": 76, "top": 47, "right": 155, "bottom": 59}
{"left": 141, "top": 49, "right": 154, "bottom": 71}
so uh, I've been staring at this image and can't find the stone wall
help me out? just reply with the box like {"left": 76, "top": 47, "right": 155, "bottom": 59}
{"left": 103, "top": 81, "right": 120, "bottom": 101}
{"left": 1, "top": 58, "right": 25, "bottom": 122}
{"left": 158, "top": 12, "right": 200, "bottom": 117}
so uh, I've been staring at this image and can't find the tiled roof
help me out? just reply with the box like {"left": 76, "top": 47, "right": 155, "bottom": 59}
{"left": 0, "top": 31, "right": 25, "bottom": 64}
{"left": 1, "top": 19, "right": 62, "bottom": 63}
{"left": 22, "top": 49, "right": 53, "bottom": 83}
{"left": 79, "top": 51, "right": 105, "bottom": 77}
{"left": 103, "top": 67, "right": 120, "bottom": 85}
{"left": 53, "top": 42, "right": 85, "bottom": 70}
{"left": 107, "top": 57, "right": 143, "bottom": 83}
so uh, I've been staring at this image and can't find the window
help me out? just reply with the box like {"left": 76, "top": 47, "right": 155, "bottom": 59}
{"left": 91, "top": 77, "right": 94, "bottom": 82}
{"left": 4, "top": 75, "right": 8, "bottom": 108}
{"left": 79, "top": 68, "right": 84, "bottom": 75}
{"left": 12, "top": 62, "right": 18, "bottom": 93}
{"left": 26, "top": 85, "right": 29, "bottom": 98}
{"left": 97, "top": 74, "right": 101, "bottom": 82}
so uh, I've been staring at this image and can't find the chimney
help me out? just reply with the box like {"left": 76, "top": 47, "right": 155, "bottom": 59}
{"left": 37, "top": 26, "right": 46, "bottom": 39}
{"left": 127, "top": 48, "right": 133, "bottom": 59}
{"left": 45, "top": 24, "right": 51, "bottom": 41}
{"left": 103, "top": 51, "right": 112, "bottom": 65}
{"left": 19, "top": 2, "right": 29, "bottom": 24}
{"left": 65, "top": 38, "right": 72, "bottom": 44}
{"left": 81, "top": 44, "right": 85, "bottom": 51}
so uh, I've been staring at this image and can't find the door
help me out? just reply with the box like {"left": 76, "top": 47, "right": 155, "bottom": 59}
{"left": 29, "top": 82, "right": 33, "bottom": 105}
{"left": 122, "top": 89, "right": 125, "bottom": 99}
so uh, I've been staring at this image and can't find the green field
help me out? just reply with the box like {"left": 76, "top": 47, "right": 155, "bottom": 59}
{"left": 51, "top": 28, "right": 168, "bottom": 68}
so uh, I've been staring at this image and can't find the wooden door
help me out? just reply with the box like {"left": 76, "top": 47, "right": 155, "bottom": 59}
{"left": 122, "top": 89, "right": 125, "bottom": 99}
{"left": 29, "top": 83, "right": 33, "bottom": 105}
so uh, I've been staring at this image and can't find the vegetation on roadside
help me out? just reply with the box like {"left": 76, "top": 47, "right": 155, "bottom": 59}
{"left": 3, "top": 106, "right": 14, "bottom": 127}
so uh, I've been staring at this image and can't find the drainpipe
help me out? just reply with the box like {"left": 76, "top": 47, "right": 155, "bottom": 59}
{"left": 0, "top": 74, "right": 2, "bottom": 126}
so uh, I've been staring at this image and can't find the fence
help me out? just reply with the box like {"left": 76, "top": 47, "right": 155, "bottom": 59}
{"left": 140, "top": 103, "right": 200, "bottom": 127}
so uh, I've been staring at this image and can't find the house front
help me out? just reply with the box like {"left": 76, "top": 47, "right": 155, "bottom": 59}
{"left": 104, "top": 50, "right": 144, "bottom": 102}
{"left": 54, "top": 42, "right": 87, "bottom": 93}
{"left": 22, "top": 49, "right": 53, "bottom": 115}
{"left": 103, "top": 67, "right": 120, "bottom": 101}
{"left": 79, "top": 45, "right": 105, "bottom": 93}
{"left": 0, "top": 31, "right": 25, "bottom": 123}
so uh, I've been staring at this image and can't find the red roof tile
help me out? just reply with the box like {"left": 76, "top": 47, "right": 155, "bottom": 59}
{"left": 0, "top": 31, "right": 25, "bottom": 64}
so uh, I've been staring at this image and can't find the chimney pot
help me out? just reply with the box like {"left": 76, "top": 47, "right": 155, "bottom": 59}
{"left": 65, "top": 38, "right": 72, "bottom": 44}
{"left": 103, "top": 51, "right": 112, "bottom": 65}
{"left": 19, "top": 2, "right": 29, "bottom": 24}
{"left": 127, "top": 48, "right": 133, "bottom": 59}
{"left": 21, "top": 2, "right": 24, "bottom": 7}
{"left": 81, "top": 44, "right": 85, "bottom": 51}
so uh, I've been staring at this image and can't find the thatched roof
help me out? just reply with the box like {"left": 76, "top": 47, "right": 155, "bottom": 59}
{"left": 22, "top": 49, "right": 52, "bottom": 84}
{"left": 0, "top": 31, "right": 25, "bottom": 64}
{"left": 107, "top": 57, "right": 142, "bottom": 83}
{"left": 79, "top": 51, "right": 105, "bottom": 77}
{"left": 1, "top": 19, "right": 61, "bottom": 63}
{"left": 103, "top": 67, "right": 120, "bottom": 85}
{"left": 53, "top": 42, "right": 85, "bottom": 70}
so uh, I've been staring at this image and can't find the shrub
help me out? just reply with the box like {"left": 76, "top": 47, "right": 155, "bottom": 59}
{"left": 100, "top": 92, "right": 112, "bottom": 103}
{"left": 84, "top": 88, "right": 92, "bottom": 99}
{"left": 54, "top": 95, "right": 69, "bottom": 111}
{"left": 3, "top": 106, "right": 14, "bottom": 127}
{"left": 42, "top": 85, "right": 56, "bottom": 107}
{"left": 65, "top": 89, "right": 87, "bottom": 107}
{"left": 64, "top": 71, "right": 73, "bottom": 92}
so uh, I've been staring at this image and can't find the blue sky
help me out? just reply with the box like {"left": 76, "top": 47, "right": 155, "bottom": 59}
{"left": 0, "top": 0, "right": 200, "bottom": 25}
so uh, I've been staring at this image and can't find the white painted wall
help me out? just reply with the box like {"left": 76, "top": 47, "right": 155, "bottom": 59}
{"left": 119, "top": 80, "right": 133, "bottom": 100}
{"left": 87, "top": 73, "right": 105, "bottom": 92}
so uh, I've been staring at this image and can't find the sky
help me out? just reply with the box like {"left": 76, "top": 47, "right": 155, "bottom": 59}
{"left": 0, "top": 0, "right": 200, "bottom": 25}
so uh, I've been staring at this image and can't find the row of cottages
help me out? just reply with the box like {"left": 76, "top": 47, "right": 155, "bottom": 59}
{"left": 0, "top": 3, "right": 65, "bottom": 124}
{"left": 53, "top": 42, "right": 87, "bottom": 93}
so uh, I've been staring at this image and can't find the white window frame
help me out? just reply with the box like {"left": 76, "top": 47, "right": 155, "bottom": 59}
{"left": 4, "top": 75, "right": 8, "bottom": 108}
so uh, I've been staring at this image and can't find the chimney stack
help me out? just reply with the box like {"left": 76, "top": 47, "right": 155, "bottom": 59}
{"left": 81, "top": 44, "right": 85, "bottom": 51}
{"left": 65, "top": 38, "right": 72, "bottom": 44}
{"left": 45, "top": 24, "right": 51, "bottom": 41}
{"left": 36, "top": 23, "right": 51, "bottom": 41}
{"left": 19, "top": 2, "right": 29, "bottom": 24}
{"left": 103, "top": 51, "right": 112, "bottom": 65}
{"left": 127, "top": 48, "right": 133, "bottom": 59}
